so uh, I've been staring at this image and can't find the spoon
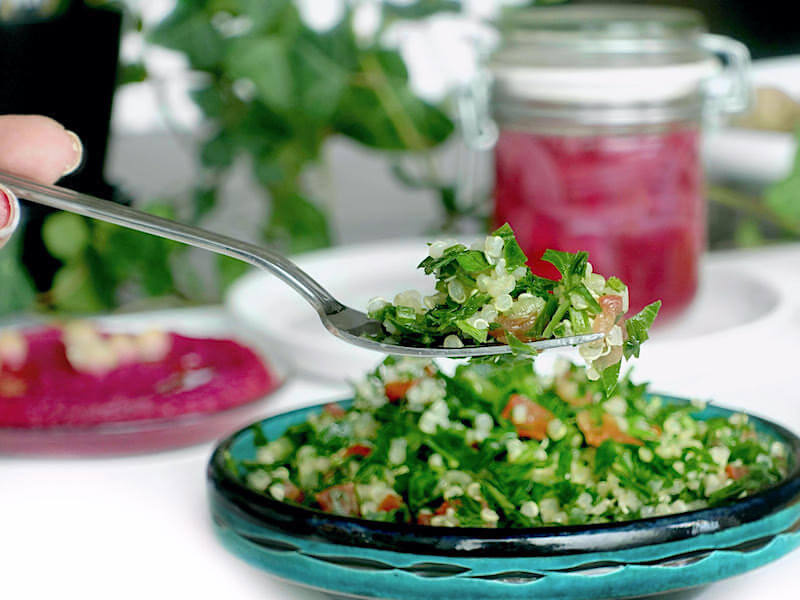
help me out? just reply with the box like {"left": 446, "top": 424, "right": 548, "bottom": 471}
{"left": 0, "top": 170, "right": 603, "bottom": 357}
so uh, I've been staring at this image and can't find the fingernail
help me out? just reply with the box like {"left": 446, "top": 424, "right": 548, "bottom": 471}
{"left": 0, "top": 184, "right": 20, "bottom": 248}
{"left": 62, "top": 130, "right": 84, "bottom": 176}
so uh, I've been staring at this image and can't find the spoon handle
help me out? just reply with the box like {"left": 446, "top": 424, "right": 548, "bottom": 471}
{"left": 0, "top": 170, "right": 342, "bottom": 315}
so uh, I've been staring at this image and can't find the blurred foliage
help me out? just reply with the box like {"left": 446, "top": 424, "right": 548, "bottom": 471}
{"left": 708, "top": 130, "right": 800, "bottom": 248}
{"left": 3, "top": 1, "right": 798, "bottom": 316}
{"left": 0, "top": 236, "right": 37, "bottom": 314}
{"left": 1, "top": 0, "right": 459, "bottom": 315}
{"left": 38, "top": 206, "right": 190, "bottom": 312}
{"left": 149, "top": 0, "right": 454, "bottom": 254}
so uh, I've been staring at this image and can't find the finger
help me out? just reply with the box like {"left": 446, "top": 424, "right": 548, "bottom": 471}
{"left": 0, "top": 114, "right": 83, "bottom": 184}
{"left": 0, "top": 184, "right": 20, "bottom": 248}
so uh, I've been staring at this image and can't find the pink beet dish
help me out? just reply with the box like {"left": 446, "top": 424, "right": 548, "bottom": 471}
{"left": 0, "top": 326, "right": 281, "bottom": 454}
{"left": 494, "top": 128, "right": 704, "bottom": 323}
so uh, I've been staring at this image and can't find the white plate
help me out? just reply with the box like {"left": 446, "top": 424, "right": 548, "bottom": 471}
{"left": 704, "top": 55, "right": 800, "bottom": 187}
{"left": 226, "top": 239, "right": 785, "bottom": 380}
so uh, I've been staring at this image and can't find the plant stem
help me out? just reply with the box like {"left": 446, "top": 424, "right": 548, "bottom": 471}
{"left": 358, "top": 53, "right": 428, "bottom": 152}
{"left": 707, "top": 185, "right": 800, "bottom": 236}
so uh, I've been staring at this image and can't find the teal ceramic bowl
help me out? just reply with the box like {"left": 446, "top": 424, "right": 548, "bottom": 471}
{"left": 208, "top": 396, "right": 800, "bottom": 599}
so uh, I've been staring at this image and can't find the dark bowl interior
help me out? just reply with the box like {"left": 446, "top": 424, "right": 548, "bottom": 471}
{"left": 208, "top": 395, "right": 800, "bottom": 558}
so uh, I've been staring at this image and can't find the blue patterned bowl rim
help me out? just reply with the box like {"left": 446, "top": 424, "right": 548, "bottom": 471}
{"left": 208, "top": 395, "right": 800, "bottom": 558}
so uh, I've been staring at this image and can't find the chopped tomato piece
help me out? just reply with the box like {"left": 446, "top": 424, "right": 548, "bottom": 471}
{"left": 283, "top": 481, "right": 304, "bottom": 503}
{"left": 593, "top": 294, "right": 625, "bottom": 333}
{"left": 434, "top": 500, "right": 459, "bottom": 515}
{"left": 323, "top": 402, "right": 346, "bottom": 418}
{"left": 599, "top": 294, "right": 624, "bottom": 316}
{"left": 344, "top": 444, "right": 372, "bottom": 458}
{"left": 378, "top": 493, "right": 404, "bottom": 512}
{"left": 489, "top": 314, "right": 539, "bottom": 344}
{"left": 593, "top": 344, "right": 623, "bottom": 371}
{"left": 417, "top": 510, "right": 433, "bottom": 525}
{"left": 726, "top": 464, "right": 749, "bottom": 480}
{"left": 417, "top": 501, "right": 459, "bottom": 524}
{"left": 315, "top": 483, "right": 360, "bottom": 517}
{"left": 577, "top": 411, "right": 643, "bottom": 447}
{"left": 501, "top": 393, "right": 554, "bottom": 441}
{"left": 384, "top": 379, "right": 417, "bottom": 401}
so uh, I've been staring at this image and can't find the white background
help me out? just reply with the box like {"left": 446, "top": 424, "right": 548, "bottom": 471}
{"left": 3, "top": 242, "right": 800, "bottom": 600}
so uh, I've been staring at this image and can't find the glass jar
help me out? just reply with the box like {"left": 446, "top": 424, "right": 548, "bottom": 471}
{"left": 474, "top": 5, "right": 750, "bottom": 322}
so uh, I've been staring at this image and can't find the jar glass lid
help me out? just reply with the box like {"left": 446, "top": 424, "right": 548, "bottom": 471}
{"left": 491, "top": 4, "right": 721, "bottom": 106}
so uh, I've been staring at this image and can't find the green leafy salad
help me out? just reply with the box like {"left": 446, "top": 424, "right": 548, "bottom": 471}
{"left": 366, "top": 224, "right": 661, "bottom": 392}
{"left": 228, "top": 356, "right": 788, "bottom": 528}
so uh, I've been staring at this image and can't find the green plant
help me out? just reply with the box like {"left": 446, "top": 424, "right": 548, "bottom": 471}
{"left": 2, "top": 0, "right": 461, "bottom": 314}
{"left": 150, "top": 0, "right": 455, "bottom": 252}
{"left": 708, "top": 129, "right": 800, "bottom": 248}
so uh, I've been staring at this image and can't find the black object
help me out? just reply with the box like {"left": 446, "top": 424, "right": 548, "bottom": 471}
{"left": 0, "top": 1, "right": 122, "bottom": 289}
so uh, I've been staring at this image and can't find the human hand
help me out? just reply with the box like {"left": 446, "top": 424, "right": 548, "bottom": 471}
{"left": 0, "top": 115, "right": 83, "bottom": 248}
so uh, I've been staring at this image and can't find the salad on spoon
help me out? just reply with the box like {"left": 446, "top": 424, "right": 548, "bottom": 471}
{"left": 368, "top": 224, "right": 661, "bottom": 393}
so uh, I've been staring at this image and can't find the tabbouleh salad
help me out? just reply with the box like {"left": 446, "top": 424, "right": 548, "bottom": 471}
{"left": 223, "top": 229, "right": 788, "bottom": 528}
{"left": 366, "top": 224, "right": 661, "bottom": 388}
{"left": 227, "top": 356, "right": 788, "bottom": 528}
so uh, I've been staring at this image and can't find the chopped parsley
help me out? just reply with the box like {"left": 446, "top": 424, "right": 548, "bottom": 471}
{"left": 230, "top": 357, "right": 788, "bottom": 528}
{"left": 366, "top": 224, "right": 661, "bottom": 392}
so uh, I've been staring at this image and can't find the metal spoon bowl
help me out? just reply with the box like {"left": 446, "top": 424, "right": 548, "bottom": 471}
{"left": 0, "top": 170, "right": 602, "bottom": 357}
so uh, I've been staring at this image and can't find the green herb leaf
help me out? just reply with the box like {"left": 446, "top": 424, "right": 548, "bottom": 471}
{"left": 542, "top": 249, "right": 588, "bottom": 281}
{"left": 456, "top": 318, "right": 488, "bottom": 344}
{"left": 455, "top": 250, "right": 490, "bottom": 273}
{"left": 505, "top": 331, "right": 538, "bottom": 356}
{"left": 600, "top": 361, "right": 622, "bottom": 397}
{"left": 571, "top": 283, "right": 602, "bottom": 313}
{"left": 225, "top": 37, "right": 293, "bottom": 112}
{"left": 606, "top": 276, "right": 626, "bottom": 292}
{"left": 624, "top": 300, "right": 662, "bottom": 359}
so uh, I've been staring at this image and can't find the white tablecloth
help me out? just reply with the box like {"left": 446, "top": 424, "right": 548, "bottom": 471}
{"left": 2, "top": 244, "right": 800, "bottom": 600}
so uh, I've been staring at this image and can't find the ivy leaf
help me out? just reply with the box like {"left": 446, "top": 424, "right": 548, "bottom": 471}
{"left": 0, "top": 236, "right": 36, "bottom": 314}
{"left": 200, "top": 130, "right": 236, "bottom": 169}
{"left": 149, "top": 1, "right": 224, "bottom": 70}
{"left": 117, "top": 62, "right": 148, "bottom": 86}
{"left": 383, "top": 0, "right": 460, "bottom": 19}
{"left": 42, "top": 212, "right": 90, "bottom": 261}
{"left": 193, "top": 186, "right": 217, "bottom": 222}
{"left": 289, "top": 26, "right": 355, "bottom": 122}
{"left": 50, "top": 262, "right": 107, "bottom": 312}
{"left": 190, "top": 85, "right": 227, "bottom": 121}
{"left": 225, "top": 37, "right": 292, "bottom": 112}
{"left": 765, "top": 131, "right": 800, "bottom": 222}
{"left": 265, "top": 193, "right": 332, "bottom": 254}
{"left": 217, "top": 254, "right": 250, "bottom": 292}
{"left": 333, "top": 51, "right": 453, "bottom": 150}
{"left": 623, "top": 300, "right": 662, "bottom": 359}
{"left": 237, "top": 0, "right": 295, "bottom": 29}
{"left": 91, "top": 205, "right": 183, "bottom": 300}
